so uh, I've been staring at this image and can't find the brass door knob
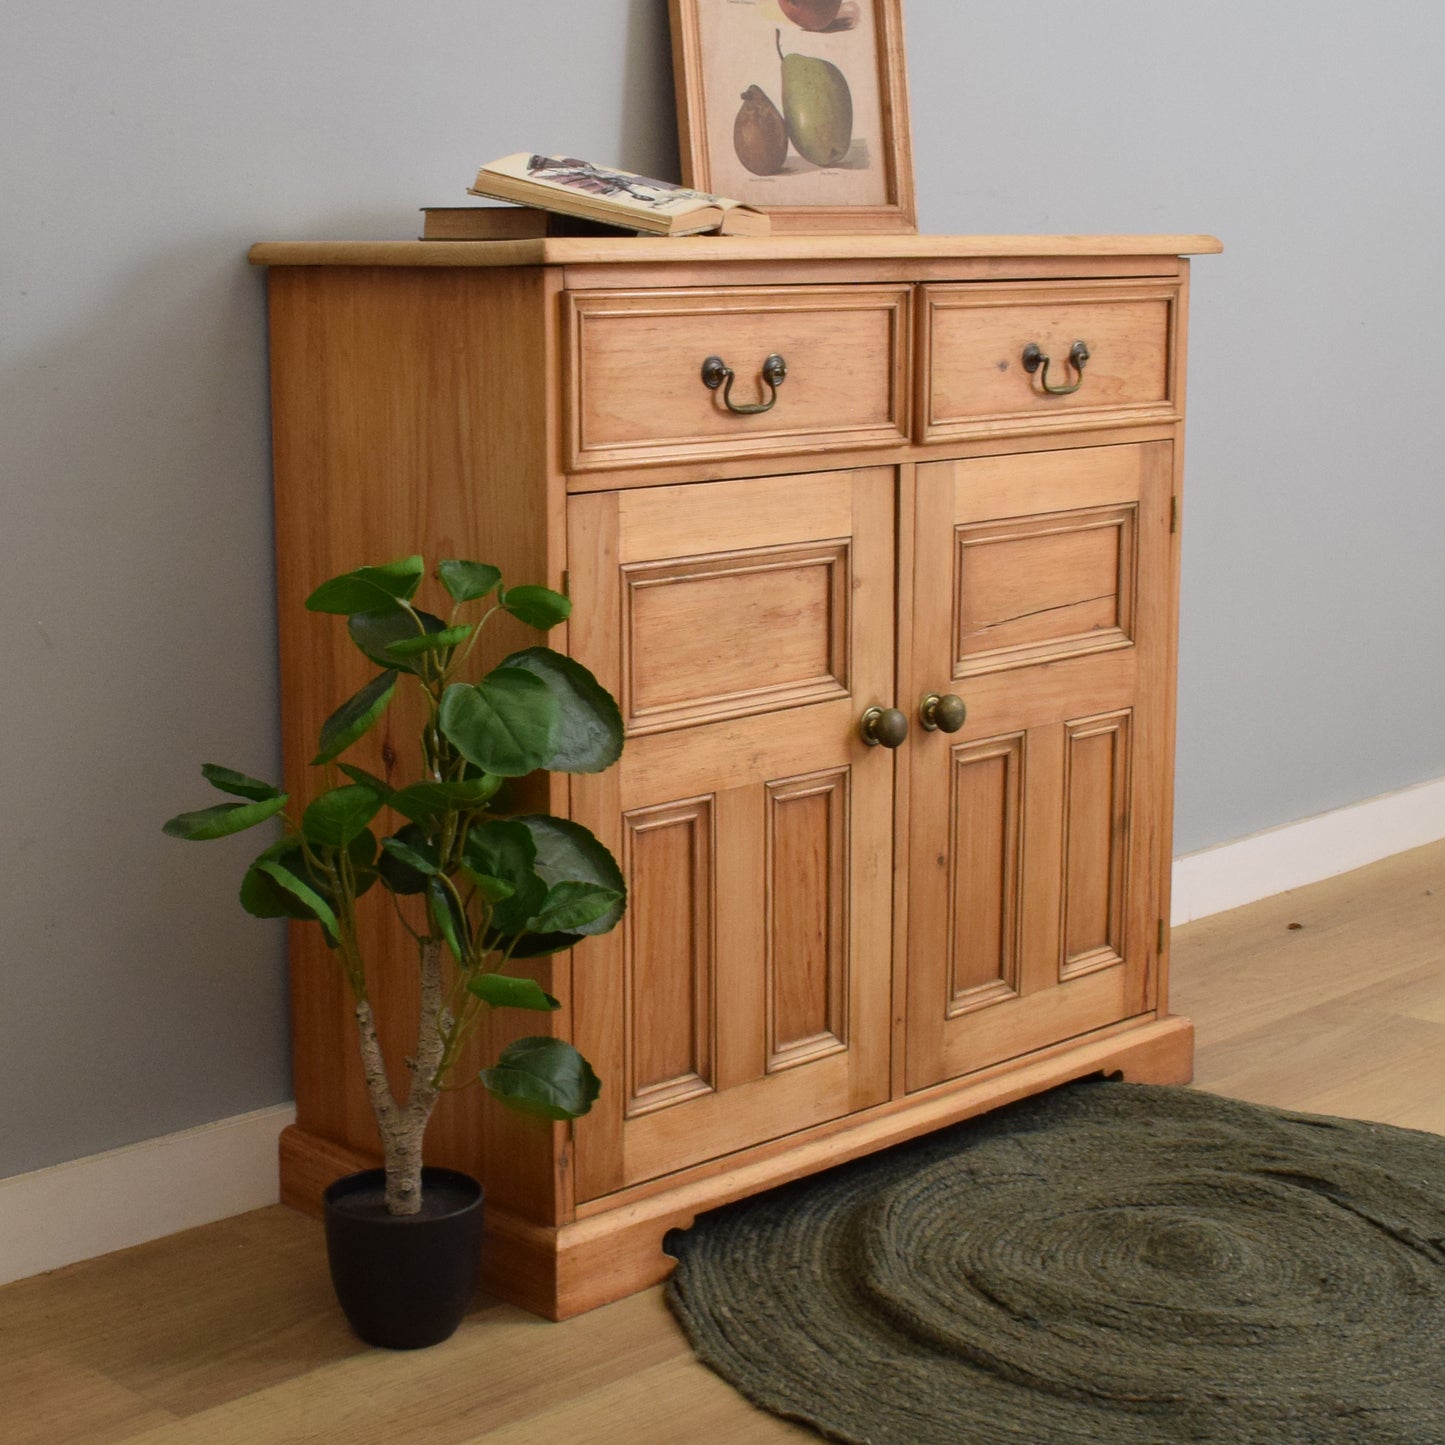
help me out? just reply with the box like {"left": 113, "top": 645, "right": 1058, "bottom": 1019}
{"left": 860, "top": 706, "right": 909, "bottom": 749}
{"left": 919, "top": 693, "right": 967, "bottom": 733}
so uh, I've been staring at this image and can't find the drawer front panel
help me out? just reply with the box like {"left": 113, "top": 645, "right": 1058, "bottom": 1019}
{"left": 565, "top": 285, "right": 911, "bottom": 472}
{"left": 920, "top": 279, "right": 1177, "bottom": 442}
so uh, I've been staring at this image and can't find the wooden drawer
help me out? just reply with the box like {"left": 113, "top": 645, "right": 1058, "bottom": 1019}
{"left": 564, "top": 285, "right": 911, "bottom": 473}
{"left": 919, "top": 279, "right": 1178, "bottom": 443}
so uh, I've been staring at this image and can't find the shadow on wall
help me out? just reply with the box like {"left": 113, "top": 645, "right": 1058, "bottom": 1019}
{"left": 621, "top": 0, "right": 683, "bottom": 181}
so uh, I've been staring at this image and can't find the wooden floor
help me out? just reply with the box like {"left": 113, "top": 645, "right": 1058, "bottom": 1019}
{"left": 4, "top": 840, "right": 1442, "bottom": 1444}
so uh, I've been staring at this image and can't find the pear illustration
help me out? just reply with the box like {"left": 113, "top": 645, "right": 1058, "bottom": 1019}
{"left": 734, "top": 84, "right": 788, "bottom": 175}
{"left": 776, "top": 30, "right": 853, "bottom": 169}
{"left": 778, "top": 0, "right": 842, "bottom": 30}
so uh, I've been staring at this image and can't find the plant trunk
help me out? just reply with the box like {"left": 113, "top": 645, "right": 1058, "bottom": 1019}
{"left": 352, "top": 939, "right": 450, "bottom": 1215}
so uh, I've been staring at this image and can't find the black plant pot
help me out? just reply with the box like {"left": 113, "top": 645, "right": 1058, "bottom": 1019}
{"left": 322, "top": 1166, "right": 484, "bottom": 1350}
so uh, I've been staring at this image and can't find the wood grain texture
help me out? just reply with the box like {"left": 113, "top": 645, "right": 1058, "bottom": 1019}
{"left": 904, "top": 443, "right": 1172, "bottom": 1092}
{"left": 566, "top": 466, "right": 896, "bottom": 1200}
{"left": 266, "top": 263, "right": 569, "bottom": 1227}
{"left": 919, "top": 279, "right": 1180, "bottom": 443}
{"left": 249, "top": 235, "right": 1222, "bottom": 268}
{"left": 564, "top": 284, "right": 911, "bottom": 470}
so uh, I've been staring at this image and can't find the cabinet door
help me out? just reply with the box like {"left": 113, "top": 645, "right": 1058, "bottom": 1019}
{"left": 905, "top": 443, "right": 1174, "bottom": 1091}
{"left": 568, "top": 469, "right": 896, "bottom": 1201}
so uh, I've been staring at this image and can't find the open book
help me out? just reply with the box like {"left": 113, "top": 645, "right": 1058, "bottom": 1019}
{"left": 468, "top": 154, "right": 771, "bottom": 237}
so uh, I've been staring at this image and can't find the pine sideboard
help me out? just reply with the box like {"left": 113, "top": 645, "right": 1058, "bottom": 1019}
{"left": 249, "top": 232, "right": 1221, "bottom": 1318}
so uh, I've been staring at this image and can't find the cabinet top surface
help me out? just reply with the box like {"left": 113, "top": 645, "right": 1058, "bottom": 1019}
{"left": 248, "top": 233, "right": 1222, "bottom": 268}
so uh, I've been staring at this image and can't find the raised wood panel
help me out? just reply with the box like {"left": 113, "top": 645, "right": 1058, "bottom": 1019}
{"left": 766, "top": 769, "right": 850, "bottom": 1071}
{"left": 615, "top": 471, "right": 853, "bottom": 559}
{"left": 1061, "top": 711, "right": 1133, "bottom": 979}
{"left": 565, "top": 286, "right": 911, "bottom": 470}
{"left": 622, "top": 542, "right": 849, "bottom": 734}
{"left": 568, "top": 466, "right": 895, "bottom": 1200}
{"left": 955, "top": 504, "right": 1137, "bottom": 674}
{"left": 920, "top": 279, "right": 1178, "bottom": 443}
{"left": 950, "top": 441, "right": 1146, "bottom": 524}
{"left": 907, "top": 442, "right": 1171, "bottom": 1093}
{"left": 947, "top": 736, "right": 1024, "bottom": 1014}
{"left": 623, "top": 799, "right": 715, "bottom": 1116}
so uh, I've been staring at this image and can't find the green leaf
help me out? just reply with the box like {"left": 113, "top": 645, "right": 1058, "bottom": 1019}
{"left": 501, "top": 585, "right": 572, "bottom": 630}
{"left": 480, "top": 1037, "right": 601, "bottom": 1120}
{"left": 462, "top": 871, "right": 515, "bottom": 905}
{"left": 240, "top": 837, "right": 374, "bottom": 921}
{"left": 427, "top": 878, "right": 470, "bottom": 963}
{"left": 463, "top": 819, "right": 545, "bottom": 933}
{"left": 438, "top": 670, "right": 557, "bottom": 777}
{"left": 389, "top": 774, "right": 503, "bottom": 823}
{"left": 239, "top": 841, "right": 315, "bottom": 921}
{"left": 499, "top": 647, "right": 623, "bottom": 774}
{"left": 344, "top": 828, "right": 379, "bottom": 871}
{"left": 467, "top": 974, "right": 560, "bottom": 1011}
{"left": 338, "top": 763, "right": 394, "bottom": 799}
{"left": 200, "top": 764, "right": 282, "bottom": 802}
{"left": 385, "top": 624, "right": 472, "bottom": 659}
{"left": 312, "top": 671, "right": 398, "bottom": 764}
{"left": 379, "top": 833, "right": 440, "bottom": 876}
{"left": 302, "top": 784, "right": 384, "bottom": 848}
{"left": 255, "top": 858, "right": 340, "bottom": 944}
{"left": 500, "top": 815, "right": 627, "bottom": 956}
{"left": 305, "top": 557, "right": 425, "bottom": 614}
{"left": 437, "top": 560, "right": 502, "bottom": 603}
{"left": 528, "top": 881, "right": 624, "bottom": 935}
{"left": 162, "top": 793, "right": 289, "bottom": 841}
{"left": 376, "top": 824, "right": 437, "bottom": 895}
{"left": 348, "top": 607, "right": 451, "bottom": 675}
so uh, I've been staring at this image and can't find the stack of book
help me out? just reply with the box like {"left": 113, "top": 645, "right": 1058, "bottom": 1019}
{"left": 422, "top": 153, "right": 770, "bottom": 240}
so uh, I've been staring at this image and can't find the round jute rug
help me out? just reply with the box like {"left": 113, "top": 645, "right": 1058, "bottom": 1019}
{"left": 665, "top": 1081, "right": 1445, "bottom": 1444}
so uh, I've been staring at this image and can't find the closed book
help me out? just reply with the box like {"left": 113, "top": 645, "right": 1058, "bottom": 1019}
{"left": 421, "top": 206, "right": 636, "bottom": 240}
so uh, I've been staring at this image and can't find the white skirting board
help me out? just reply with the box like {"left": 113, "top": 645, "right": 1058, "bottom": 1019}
{"left": 1171, "top": 775, "right": 1445, "bottom": 926}
{"left": 0, "top": 1103, "right": 295, "bottom": 1287}
{"left": 3, "top": 777, "right": 1442, "bottom": 1288}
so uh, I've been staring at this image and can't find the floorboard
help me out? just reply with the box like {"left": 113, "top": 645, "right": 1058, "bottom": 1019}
{"left": 3, "top": 840, "right": 1441, "bottom": 1442}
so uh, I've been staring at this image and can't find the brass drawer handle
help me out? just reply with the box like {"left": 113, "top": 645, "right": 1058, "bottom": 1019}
{"left": 860, "top": 706, "right": 909, "bottom": 749}
{"left": 919, "top": 693, "right": 967, "bottom": 733}
{"left": 1022, "top": 339, "right": 1090, "bottom": 396}
{"left": 701, "top": 353, "right": 787, "bottom": 414}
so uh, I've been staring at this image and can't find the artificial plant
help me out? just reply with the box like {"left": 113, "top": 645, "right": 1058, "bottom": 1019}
{"left": 164, "top": 555, "right": 625, "bottom": 1213}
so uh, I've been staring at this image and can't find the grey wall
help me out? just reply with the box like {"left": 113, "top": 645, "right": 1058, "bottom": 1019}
{"left": 2, "top": 0, "right": 1441, "bottom": 1177}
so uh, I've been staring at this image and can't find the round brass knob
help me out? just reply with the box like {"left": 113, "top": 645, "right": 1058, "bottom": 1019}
{"left": 920, "top": 693, "right": 967, "bottom": 733}
{"left": 860, "top": 706, "right": 909, "bottom": 749}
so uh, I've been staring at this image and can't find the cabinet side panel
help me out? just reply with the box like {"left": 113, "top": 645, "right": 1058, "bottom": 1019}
{"left": 266, "top": 264, "right": 566, "bottom": 1220}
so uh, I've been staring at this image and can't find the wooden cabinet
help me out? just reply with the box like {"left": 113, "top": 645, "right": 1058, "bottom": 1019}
{"left": 252, "top": 232, "right": 1219, "bottom": 1319}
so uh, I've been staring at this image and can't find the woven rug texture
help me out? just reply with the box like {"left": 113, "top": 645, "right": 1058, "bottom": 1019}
{"left": 665, "top": 1081, "right": 1445, "bottom": 1444}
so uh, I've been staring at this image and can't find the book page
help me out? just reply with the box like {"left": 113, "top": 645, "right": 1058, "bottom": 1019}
{"left": 481, "top": 154, "right": 729, "bottom": 220}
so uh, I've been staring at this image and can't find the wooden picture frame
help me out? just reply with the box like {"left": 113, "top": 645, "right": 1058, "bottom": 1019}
{"left": 669, "top": 0, "right": 916, "bottom": 234}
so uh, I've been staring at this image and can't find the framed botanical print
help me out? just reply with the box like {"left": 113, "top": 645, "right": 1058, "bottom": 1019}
{"left": 669, "top": 0, "right": 916, "bottom": 234}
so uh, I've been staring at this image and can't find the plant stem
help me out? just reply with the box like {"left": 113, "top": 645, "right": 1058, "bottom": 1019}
{"left": 359, "top": 935, "right": 450, "bottom": 1215}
